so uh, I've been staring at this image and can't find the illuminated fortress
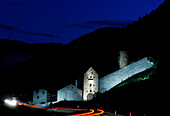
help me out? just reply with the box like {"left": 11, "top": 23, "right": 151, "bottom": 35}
{"left": 33, "top": 51, "right": 153, "bottom": 106}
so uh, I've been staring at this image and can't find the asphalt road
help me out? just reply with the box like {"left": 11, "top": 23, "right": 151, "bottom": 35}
{"left": 2, "top": 100, "right": 105, "bottom": 116}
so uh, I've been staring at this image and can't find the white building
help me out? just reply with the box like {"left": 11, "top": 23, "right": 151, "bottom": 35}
{"left": 57, "top": 84, "right": 82, "bottom": 102}
{"left": 83, "top": 67, "right": 98, "bottom": 101}
{"left": 33, "top": 89, "right": 48, "bottom": 106}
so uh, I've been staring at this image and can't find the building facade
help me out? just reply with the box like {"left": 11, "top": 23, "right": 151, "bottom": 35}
{"left": 83, "top": 67, "right": 98, "bottom": 101}
{"left": 33, "top": 89, "right": 48, "bottom": 104}
{"left": 57, "top": 84, "right": 82, "bottom": 102}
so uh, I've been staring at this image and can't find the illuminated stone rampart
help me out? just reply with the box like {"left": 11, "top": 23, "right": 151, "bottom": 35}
{"left": 99, "top": 57, "right": 153, "bottom": 93}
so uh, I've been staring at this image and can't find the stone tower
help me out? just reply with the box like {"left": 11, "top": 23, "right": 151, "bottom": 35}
{"left": 118, "top": 51, "right": 128, "bottom": 68}
{"left": 83, "top": 67, "right": 98, "bottom": 101}
{"left": 33, "top": 89, "right": 47, "bottom": 104}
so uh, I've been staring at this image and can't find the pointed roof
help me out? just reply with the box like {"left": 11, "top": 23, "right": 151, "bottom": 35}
{"left": 85, "top": 67, "right": 98, "bottom": 75}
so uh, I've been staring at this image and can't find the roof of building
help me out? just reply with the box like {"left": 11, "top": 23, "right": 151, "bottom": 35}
{"left": 58, "top": 84, "right": 82, "bottom": 92}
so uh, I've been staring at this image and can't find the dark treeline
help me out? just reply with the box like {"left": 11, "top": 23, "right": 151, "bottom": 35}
{"left": 0, "top": 0, "right": 168, "bottom": 115}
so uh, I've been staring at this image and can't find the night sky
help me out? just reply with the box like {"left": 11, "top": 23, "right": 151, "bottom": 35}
{"left": 0, "top": 0, "right": 164, "bottom": 44}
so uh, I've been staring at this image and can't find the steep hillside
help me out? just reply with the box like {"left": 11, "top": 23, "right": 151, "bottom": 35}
{"left": 0, "top": 0, "right": 168, "bottom": 102}
{"left": 67, "top": 0, "right": 169, "bottom": 52}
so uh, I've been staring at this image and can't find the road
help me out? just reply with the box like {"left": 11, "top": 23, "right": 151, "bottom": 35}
{"left": 66, "top": 109, "right": 104, "bottom": 116}
{"left": 16, "top": 101, "right": 104, "bottom": 116}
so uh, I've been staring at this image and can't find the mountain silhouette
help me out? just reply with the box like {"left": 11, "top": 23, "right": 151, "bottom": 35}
{"left": 68, "top": 0, "right": 169, "bottom": 52}
{"left": 0, "top": 1, "right": 168, "bottom": 114}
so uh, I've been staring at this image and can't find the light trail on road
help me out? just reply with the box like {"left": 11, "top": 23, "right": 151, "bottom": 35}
{"left": 17, "top": 101, "right": 86, "bottom": 111}
{"left": 52, "top": 107, "right": 88, "bottom": 111}
{"left": 16, "top": 101, "right": 48, "bottom": 109}
{"left": 86, "top": 109, "right": 104, "bottom": 116}
{"left": 67, "top": 109, "right": 104, "bottom": 116}
{"left": 67, "top": 109, "right": 94, "bottom": 116}
{"left": 16, "top": 101, "right": 104, "bottom": 116}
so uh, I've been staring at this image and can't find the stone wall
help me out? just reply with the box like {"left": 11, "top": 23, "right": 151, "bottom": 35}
{"left": 118, "top": 51, "right": 128, "bottom": 68}
{"left": 99, "top": 57, "right": 153, "bottom": 93}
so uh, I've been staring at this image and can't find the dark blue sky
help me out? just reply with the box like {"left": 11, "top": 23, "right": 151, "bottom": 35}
{"left": 0, "top": 0, "right": 164, "bottom": 44}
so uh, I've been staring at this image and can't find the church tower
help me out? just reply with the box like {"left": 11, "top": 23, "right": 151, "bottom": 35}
{"left": 83, "top": 67, "right": 98, "bottom": 101}
{"left": 118, "top": 51, "right": 128, "bottom": 68}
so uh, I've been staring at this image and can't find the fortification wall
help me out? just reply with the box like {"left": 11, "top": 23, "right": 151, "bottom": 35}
{"left": 99, "top": 57, "right": 153, "bottom": 93}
